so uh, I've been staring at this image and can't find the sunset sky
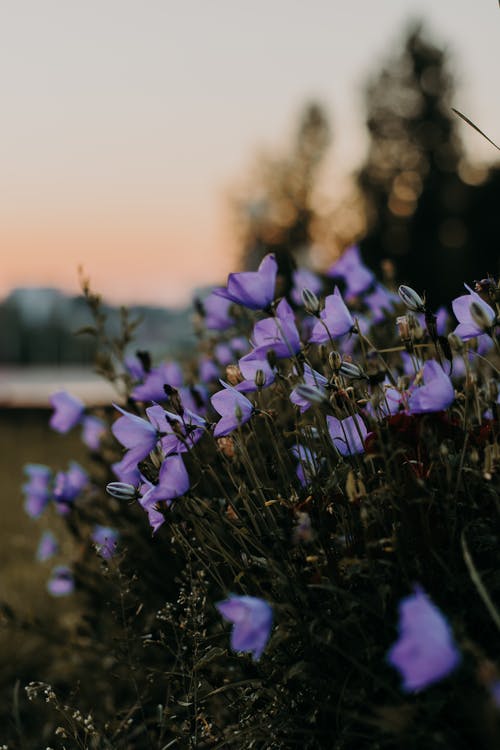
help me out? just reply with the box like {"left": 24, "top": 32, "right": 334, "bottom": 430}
{"left": 1, "top": 1, "right": 499, "bottom": 306}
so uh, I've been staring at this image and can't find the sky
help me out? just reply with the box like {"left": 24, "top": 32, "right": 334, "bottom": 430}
{"left": 0, "top": 0, "right": 499, "bottom": 307}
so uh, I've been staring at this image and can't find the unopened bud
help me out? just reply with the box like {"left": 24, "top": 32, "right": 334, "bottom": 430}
{"left": 396, "top": 315, "right": 411, "bottom": 342}
{"left": 301, "top": 287, "right": 320, "bottom": 315}
{"left": 225, "top": 364, "right": 242, "bottom": 386}
{"left": 338, "top": 361, "right": 367, "bottom": 380}
{"left": 469, "top": 300, "right": 495, "bottom": 332}
{"left": 398, "top": 285, "right": 426, "bottom": 313}
{"left": 447, "top": 332, "right": 464, "bottom": 353}
{"left": 294, "top": 383, "right": 327, "bottom": 405}
{"left": 254, "top": 369, "right": 266, "bottom": 388}
{"left": 328, "top": 351, "right": 342, "bottom": 371}
{"left": 106, "top": 482, "right": 137, "bottom": 500}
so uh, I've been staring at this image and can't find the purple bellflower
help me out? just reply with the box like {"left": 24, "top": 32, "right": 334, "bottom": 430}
{"left": 452, "top": 284, "right": 496, "bottom": 340}
{"left": 49, "top": 391, "right": 85, "bottom": 433}
{"left": 387, "top": 586, "right": 461, "bottom": 692}
{"left": 22, "top": 464, "right": 52, "bottom": 519}
{"left": 327, "top": 414, "right": 368, "bottom": 457}
{"left": 236, "top": 350, "right": 275, "bottom": 392}
{"left": 214, "top": 342, "right": 234, "bottom": 366}
{"left": 124, "top": 354, "right": 145, "bottom": 382}
{"left": 92, "top": 525, "right": 119, "bottom": 560}
{"left": 251, "top": 298, "right": 301, "bottom": 358}
{"left": 147, "top": 404, "right": 205, "bottom": 455}
{"left": 364, "top": 284, "right": 398, "bottom": 324}
{"left": 211, "top": 382, "right": 254, "bottom": 437}
{"left": 139, "top": 454, "right": 190, "bottom": 510}
{"left": 53, "top": 462, "right": 88, "bottom": 514}
{"left": 214, "top": 253, "right": 277, "bottom": 310}
{"left": 131, "top": 361, "right": 183, "bottom": 402}
{"left": 326, "top": 245, "right": 375, "bottom": 296}
{"left": 309, "top": 287, "right": 354, "bottom": 344}
{"left": 111, "top": 405, "right": 159, "bottom": 477}
{"left": 81, "top": 415, "right": 106, "bottom": 451}
{"left": 216, "top": 595, "right": 273, "bottom": 661}
{"left": 291, "top": 444, "right": 320, "bottom": 487}
{"left": 36, "top": 530, "right": 59, "bottom": 562}
{"left": 290, "top": 364, "right": 328, "bottom": 413}
{"left": 291, "top": 267, "right": 322, "bottom": 307}
{"left": 47, "top": 565, "right": 74, "bottom": 597}
{"left": 203, "top": 291, "right": 235, "bottom": 330}
{"left": 408, "top": 360, "right": 454, "bottom": 414}
{"left": 199, "top": 356, "right": 220, "bottom": 383}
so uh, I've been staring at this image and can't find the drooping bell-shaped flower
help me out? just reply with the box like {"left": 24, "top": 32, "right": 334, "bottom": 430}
{"left": 236, "top": 350, "right": 275, "bottom": 392}
{"left": 290, "top": 364, "right": 328, "bottom": 413}
{"left": 214, "top": 253, "right": 277, "bottom": 310}
{"left": 49, "top": 391, "right": 85, "bottom": 433}
{"left": 211, "top": 382, "right": 254, "bottom": 437}
{"left": 309, "top": 287, "right": 354, "bottom": 344}
{"left": 216, "top": 595, "right": 273, "bottom": 661}
{"left": 250, "top": 298, "right": 301, "bottom": 359}
{"left": 327, "top": 414, "right": 367, "bottom": 457}
{"left": 387, "top": 586, "right": 461, "bottom": 692}
{"left": 408, "top": 360, "right": 454, "bottom": 414}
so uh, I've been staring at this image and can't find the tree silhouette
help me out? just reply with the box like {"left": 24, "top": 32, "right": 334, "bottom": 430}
{"left": 235, "top": 102, "right": 330, "bottom": 291}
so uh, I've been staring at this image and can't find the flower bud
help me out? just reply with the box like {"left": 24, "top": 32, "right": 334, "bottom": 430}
{"left": 338, "top": 361, "right": 367, "bottom": 380}
{"left": 254, "top": 369, "right": 266, "bottom": 388}
{"left": 447, "top": 332, "right": 464, "bottom": 353}
{"left": 398, "top": 285, "right": 426, "bottom": 313}
{"left": 469, "top": 300, "right": 495, "bottom": 332}
{"left": 301, "top": 287, "right": 320, "bottom": 315}
{"left": 328, "top": 351, "right": 342, "bottom": 371}
{"left": 396, "top": 315, "right": 411, "bottom": 342}
{"left": 106, "top": 482, "right": 137, "bottom": 500}
{"left": 294, "top": 383, "right": 327, "bottom": 406}
{"left": 225, "top": 364, "right": 242, "bottom": 386}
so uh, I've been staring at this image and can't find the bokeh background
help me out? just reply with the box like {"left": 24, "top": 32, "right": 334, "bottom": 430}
{"left": 1, "top": 1, "right": 499, "bottom": 604}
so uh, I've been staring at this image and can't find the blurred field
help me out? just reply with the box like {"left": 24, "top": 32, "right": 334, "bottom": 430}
{"left": 0, "top": 408, "right": 86, "bottom": 613}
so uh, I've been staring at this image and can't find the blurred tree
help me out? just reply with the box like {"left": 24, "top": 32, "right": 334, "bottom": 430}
{"left": 356, "top": 22, "right": 500, "bottom": 306}
{"left": 235, "top": 102, "right": 330, "bottom": 291}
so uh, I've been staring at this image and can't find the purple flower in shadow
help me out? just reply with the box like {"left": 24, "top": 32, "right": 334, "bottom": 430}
{"left": 326, "top": 245, "right": 375, "bottom": 296}
{"left": 216, "top": 595, "right": 273, "bottom": 661}
{"left": 139, "top": 454, "right": 190, "bottom": 510}
{"left": 47, "top": 566, "right": 74, "bottom": 597}
{"left": 251, "top": 298, "right": 301, "bottom": 358}
{"left": 36, "top": 530, "right": 59, "bottom": 562}
{"left": 49, "top": 391, "right": 84, "bottom": 433}
{"left": 291, "top": 445, "right": 320, "bottom": 487}
{"left": 214, "top": 253, "right": 277, "bottom": 310}
{"left": 22, "top": 464, "right": 52, "bottom": 519}
{"left": 290, "top": 364, "right": 328, "bottom": 413}
{"left": 81, "top": 415, "right": 106, "bottom": 451}
{"left": 92, "top": 525, "right": 119, "bottom": 560}
{"left": 452, "top": 284, "right": 496, "bottom": 340}
{"left": 327, "top": 414, "right": 367, "bottom": 456}
{"left": 211, "top": 382, "right": 254, "bottom": 437}
{"left": 408, "top": 360, "right": 454, "bottom": 414}
{"left": 309, "top": 288, "right": 354, "bottom": 343}
{"left": 387, "top": 586, "right": 461, "bottom": 692}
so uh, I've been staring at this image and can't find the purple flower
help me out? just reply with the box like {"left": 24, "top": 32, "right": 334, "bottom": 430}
{"left": 387, "top": 586, "right": 461, "bottom": 692}
{"left": 214, "top": 253, "right": 277, "bottom": 310}
{"left": 364, "top": 284, "right": 398, "bottom": 323}
{"left": 251, "top": 298, "right": 301, "bottom": 358}
{"left": 291, "top": 268, "right": 322, "bottom": 307}
{"left": 216, "top": 595, "right": 273, "bottom": 661}
{"left": 22, "top": 464, "right": 52, "bottom": 519}
{"left": 326, "top": 245, "right": 375, "bottom": 296}
{"left": 91, "top": 525, "right": 119, "bottom": 560}
{"left": 112, "top": 405, "right": 158, "bottom": 467}
{"left": 309, "top": 288, "right": 354, "bottom": 343}
{"left": 124, "top": 354, "right": 145, "bottom": 382}
{"left": 408, "top": 360, "right": 454, "bottom": 414}
{"left": 214, "top": 343, "right": 234, "bottom": 366}
{"left": 199, "top": 356, "right": 220, "bottom": 383}
{"left": 291, "top": 445, "right": 320, "bottom": 487}
{"left": 112, "top": 445, "right": 144, "bottom": 485}
{"left": 211, "top": 382, "right": 254, "bottom": 437}
{"left": 148, "top": 404, "right": 205, "bottom": 455}
{"left": 131, "top": 361, "right": 183, "bottom": 402}
{"left": 53, "top": 462, "right": 88, "bottom": 513}
{"left": 47, "top": 565, "right": 74, "bottom": 597}
{"left": 236, "top": 350, "right": 275, "bottom": 392}
{"left": 49, "top": 391, "right": 84, "bottom": 433}
{"left": 290, "top": 365, "right": 328, "bottom": 413}
{"left": 139, "top": 454, "right": 190, "bottom": 509}
{"left": 203, "top": 291, "right": 235, "bottom": 330}
{"left": 36, "top": 530, "right": 59, "bottom": 562}
{"left": 81, "top": 415, "right": 106, "bottom": 451}
{"left": 452, "top": 284, "right": 496, "bottom": 340}
{"left": 327, "top": 414, "right": 367, "bottom": 456}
